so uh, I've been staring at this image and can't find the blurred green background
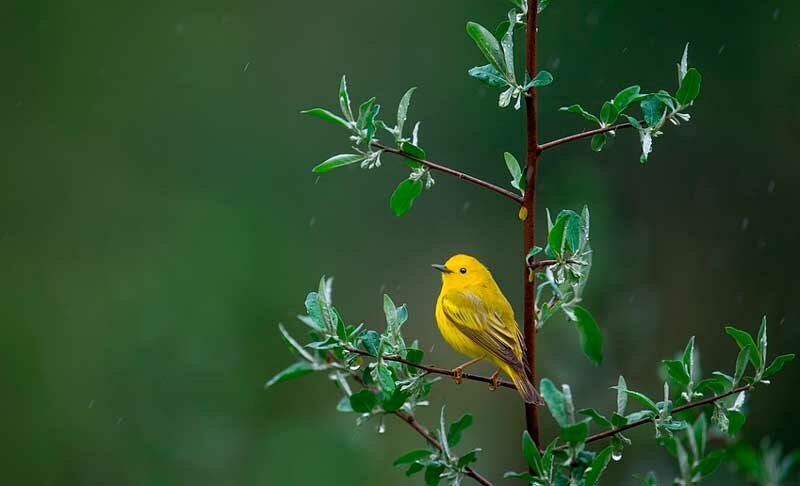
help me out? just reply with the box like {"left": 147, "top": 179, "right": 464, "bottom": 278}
{"left": 1, "top": 0, "right": 798, "bottom": 484}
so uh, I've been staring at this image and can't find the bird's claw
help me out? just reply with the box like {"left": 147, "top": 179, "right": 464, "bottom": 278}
{"left": 488, "top": 370, "right": 501, "bottom": 391}
{"left": 451, "top": 367, "right": 464, "bottom": 385}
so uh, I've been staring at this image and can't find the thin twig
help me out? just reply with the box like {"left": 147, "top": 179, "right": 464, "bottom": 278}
{"left": 345, "top": 346, "right": 516, "bottom": 390}
{"left": 394, "top": 410, "right": 494, "bottom": 486}
{"left": 371, "top": 142, "right": 523, "bottom": 205}
{"left": 556, "top": 384, "right": 751, "bottom": 450}
{"left": 538, "top": 120, "right": 642, "bottom": 152}
{"left": 347, "top": 355, "right": 494, "bottom": 485}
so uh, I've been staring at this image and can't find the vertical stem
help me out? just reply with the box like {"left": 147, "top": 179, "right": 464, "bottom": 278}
{"left": 523, "top": 0, "right": 541, "bottom": 448}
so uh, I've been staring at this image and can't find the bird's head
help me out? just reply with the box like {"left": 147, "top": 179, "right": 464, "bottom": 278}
{"left": 431, "top": 254, "right": 493, "bottom": 289}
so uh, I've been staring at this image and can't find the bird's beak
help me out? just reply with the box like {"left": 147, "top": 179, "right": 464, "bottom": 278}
{"left": 431, "top": 264, "right": 453, "bottom": 273}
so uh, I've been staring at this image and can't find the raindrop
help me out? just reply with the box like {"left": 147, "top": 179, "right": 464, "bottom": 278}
{"left": 175, "top": 22, "right": 185, "bottom": 34}
{"left": 309, "top": 217, "right": 316, "bottom": 227}
{"left": 462, "top": 201, "right": 471, "bottom": 212}
{"left": 243, "top": 61, "right": 251, "bottom": 72}
{"left": 88, "top": 400, "right": 94, "bottom": 409}
{"left": 314, "top": 176, "right": 321, "bottom": 185}
{"left": 378, "top": 419, "right": 386, "bottom": 434}
{"left": 549, "top": 57, "right": 561, "bottom": 70}
{"left": 718, "top": 45, "right": 726, "bottom": 55}
{"left": 612, "top": 450, "right": 622, "bottom": 461}
{"left": 757, "top": 237, "right": 767, "bottom": 250}
{"left": 116, "top": 417, "right": 124, "bottom": 425}
{"left": 740, "top": 217, "right": 749, "bottom": 231}
{"left": 773, "top": 8, "right": 780, "bottom": 21}
{"left": 767, "top": 180, "right": 775, "bottom": 193}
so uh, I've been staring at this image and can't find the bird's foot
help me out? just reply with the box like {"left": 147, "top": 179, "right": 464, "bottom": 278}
{"left": 451, "top": 366, "right": 464, "bottom": 385}
{"left": 488, "top": 370, "right": 501, "bottom": 391}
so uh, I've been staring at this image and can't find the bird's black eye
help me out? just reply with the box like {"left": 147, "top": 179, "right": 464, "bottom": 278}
{"left": 459, "top": 267, "right": 467, "bottom": 274}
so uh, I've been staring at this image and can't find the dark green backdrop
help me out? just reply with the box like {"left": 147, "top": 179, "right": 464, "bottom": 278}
{"left": 1, "top": 1, "right": 798, "bottom": 484}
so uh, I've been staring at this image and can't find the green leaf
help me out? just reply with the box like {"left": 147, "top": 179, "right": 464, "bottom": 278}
{"left": 590, "top": 133, "right": 606, "bottom": 152}
{"left": 637, "top": 471, "right": 658, "bottom": 486}
{"left": 611, "top": 386, "right": 659, "bottom": 413}
{"left": 393, "top": 449, "right": 432, "bottom": 466}
{"left": 339, "top": 75, "right": 353, "bottom": 122}
{"left": 522, "top": 430, "right": 544, "bottom": 476}
{"left": 695, "top": 377, "right": 728, "bottom": 395}
{"left": 691, "top": 449, "right": 725, "bottom": 477}
{"left": 396, "top": 87, "right": 416, "bottom": 137}
{"left": 584, "top": 446, "right": 613, "bottom": 486}
{"left": 356, "top": 97, "right": 376, "bottom": 130}
{"left": 763, "top": 353, "right": 795, "bottom": 378}
{"left": 526, "top": 70, "right": 554, "bottom": 88}
{"left": 693, "top": 414, "right": 707, "bottom": 458}
{"left": 640, "top": 95, "right": 666, "bottom": 127}
{"left": 574, "top": 306, "right": 603, "bottom": 365}
{"left": 663, "top": 359, "right": 691, "bottom": 386}
{"left": 425, "top": 464, "right": 445, "bottom": 485}
{"left": 623, "top": 114, "right": 642, "bottom": 129}
{"left": 349, "top": 389, "right": 377, "bottom": 413}
{"left": 504, "top": 471, "right": 537, "bottom": 482}
{"left": 457, "top": 449, "right": 480, "bottom": 468}
{"left": 405, "top": 348, "right": 424, "bottom": 365}
{"left": 682, "top": 336, "right": 695, "bottom": 379}
{"left": 265, "top": 361, "right": 314, "bottom": 388}
{"left": 504, "top": 152, "right": 526, "bottom": 193}
{"left": 405, "top": 462, "right": 424, "bottom": 476}
{"left": 301, "top": 108, "right": 350, "bottom": 129}
{"left": 727, "top": 410, "right": 746, "bottom": 436}
{"left": 382, "top": 388, "right": 410, "bottom": 412}
{"left": 312, "top": 154, "right": 365, "bottom": 173}
{"left": 548, "top": 209, "right": 581, "bottom": 257}
{"left": 600, "top": 101, "right": 619, "bottom": 125}
{"left": 447, "top": 414, "right": 473, "bottom": 447}
{"left": 734, "top": 345, "right": 751, "bottom": 384}
{"left": 617, "top": 376, "right": 628, "bottom": 414}
{"left": 675, "top": 68, "right": 702, "bottom": 105}
{"left": 726, "top": 326, "right": 762, "bottom": 370}
{"left": 560, "top": 421, "right": 589, "bottom": 446}
{"left": 376, "top": 364, "right": 396, "bottom": 395}
{"left": 612, "top": 85, "right": 641, "bottom": 111}
{"left": 579, "top": 408, "right": 612, "bottom": 428}
{"left": 390, "top": 179, "right": 424, "bottom": 217}
{"left": 466, "top": 22, "right": 506, "bottom": 74}
{"left": 359, "top": 330, "right": 380, "bottom": 355}
{"left": 337, "top": 395, "right": 353, "bottom": 412}
{"left": 400, "top": 141, "right": 425, "bottom": 169}
{"left": 468, "top": 64, "right": 508, "bottom": 88}
{"left": 540, "top": 378, "right": 570, "bottom": 427}
{"left": 537, "top": 0, "right": 552, "bottom": 13}
{"left": 500, "top": 9, "right": 517, "bottom": 83}
{"left": 560, "top": 104, "right": 600, "bottom": 124}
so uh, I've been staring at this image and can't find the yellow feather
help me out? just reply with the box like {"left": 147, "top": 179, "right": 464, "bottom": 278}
{"left": 433, "top": 254, "right": 539, "bottom": 403}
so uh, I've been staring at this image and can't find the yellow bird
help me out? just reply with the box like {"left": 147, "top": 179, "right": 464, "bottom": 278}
{"left": 432, "top": 254, "right": 541, "bottom": 404}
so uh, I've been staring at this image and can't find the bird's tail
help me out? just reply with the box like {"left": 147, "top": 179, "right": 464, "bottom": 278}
{"left": 510, "top": 367, "right": 544, "bottom": 405}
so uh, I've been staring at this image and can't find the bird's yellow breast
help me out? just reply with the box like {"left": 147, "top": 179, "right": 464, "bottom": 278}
{"left": 435, "top": 293, "right": 491, "bottom": 359}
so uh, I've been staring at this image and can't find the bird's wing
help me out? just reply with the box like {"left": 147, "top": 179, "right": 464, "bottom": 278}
{"left": 440, "top": 290, "right": 525, "bottom": 370}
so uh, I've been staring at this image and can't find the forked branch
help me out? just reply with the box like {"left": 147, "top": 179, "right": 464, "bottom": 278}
{"left": 538, "top": 120, "right": 642, "bottom": 152}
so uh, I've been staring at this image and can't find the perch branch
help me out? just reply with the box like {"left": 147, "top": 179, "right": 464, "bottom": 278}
{"left": 345, "top": 346, "right": 516, "bottom": 390}
{"left": 371, "top": 142, "right": 523, "bottom": 205}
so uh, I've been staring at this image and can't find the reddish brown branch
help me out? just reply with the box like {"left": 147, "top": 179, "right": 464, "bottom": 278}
{"left": 557, "top": 384, "right": 751, "bottom": 450}
{"left": 345, "top": 346, "right": 516, "bottom": 390}
{"left": 395, "top": 410, "right": 493, "bottom": 486}
{"left": 371, "top": 142, "right": 523, "bottom": 205}
{"left": 523, "top": 0, "right": 542, "bottom": 449}
{"left": 538, "top": 120, "right": 642, "bottom": 152}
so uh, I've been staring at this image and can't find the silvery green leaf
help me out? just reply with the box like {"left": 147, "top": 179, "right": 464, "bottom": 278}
{"left": 560, "top": 104, "right": 600, "bottom": 124}
{"left": 412, "top": 121, "right": 421, "bottom": 146}
{"left": 312, "top": 153, "right": 366, "bottom": 173}
{"left": 537, "top": 0, "right": 552, "bottom": 13}
{"left": 638, "top": 127, "right": 653, "bottom": 164}
{"left": 301, "top": 108, "right": 351, "bottom": 129}
{"left": 466, "top": 21, "right": 506, "bottom": 74}
{"left": 729, "top": 391, "right": 746, "bottom": 412}
{"left": 468, "top": 64, "right": 508, "bottom": 88}
{"left": 501, "top": 10, "right": 517, "bottom": 83}
{"left": 339, "top": 75, "right": 354, "bottom": 122}
{"left": 395, "top": 87, "right": 417, "bottom": 139}
{"left": 617, "top": 376, "right": 628, "bottom": 414}
{"left": 678, "top": 43, "right": 689, "bottom": 85}
{"left": 279, "top": 323, "right": 316, "bottom": 362}
{"left": 499, "top": 86, "right": 514, "bottom": 107}
{"left": 526, "top": 70, "right": 554, "bottom": 89}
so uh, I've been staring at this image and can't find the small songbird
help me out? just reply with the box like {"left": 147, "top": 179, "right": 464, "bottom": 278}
{"left": 432, "top": 254, "right": 541, "bottom": 404}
